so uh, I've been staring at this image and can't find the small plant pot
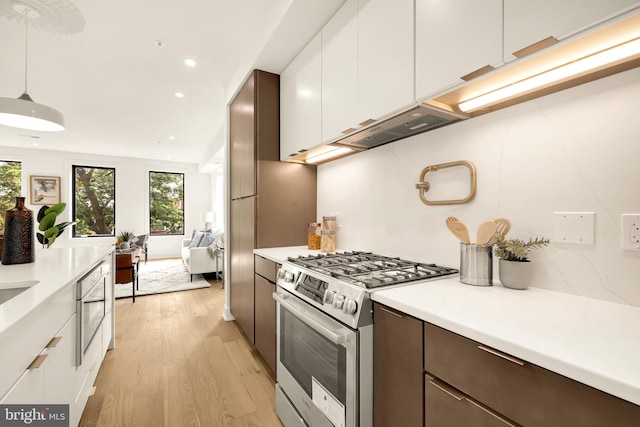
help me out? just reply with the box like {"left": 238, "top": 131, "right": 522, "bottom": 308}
{"left": 498, "top": 258, "right": 532, "bottom": 290}
{"left": 119, "top": 241, "right": 130, "bottom": 250}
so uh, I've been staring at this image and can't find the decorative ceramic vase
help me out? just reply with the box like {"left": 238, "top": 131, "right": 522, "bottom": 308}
{"left": 120, "top": 241, "right": 130, "bottom": 250}
{"left": 1, "top": 197, "right": 35, "bottom": 265}
{"left": 498, "top": 258, "right": 532, "bottom": 290}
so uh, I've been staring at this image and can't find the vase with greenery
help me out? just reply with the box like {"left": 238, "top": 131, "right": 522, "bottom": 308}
{"left": 493, "top": 234, "right": 549, "bottom": 289}
{"left": 37, "top": 203, "right": 75, "bottom": 248}
{"left": 117, "top": 230, "right": 135, "bottom": 250}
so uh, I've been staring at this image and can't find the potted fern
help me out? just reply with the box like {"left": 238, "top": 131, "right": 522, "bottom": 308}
{"left": 493, "top": 234, "right": 549, "bottom": 289}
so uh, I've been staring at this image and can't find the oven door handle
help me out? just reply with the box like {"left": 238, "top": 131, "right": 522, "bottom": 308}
{"left": 273, "top": 292, "right": 350, "bottom": 345}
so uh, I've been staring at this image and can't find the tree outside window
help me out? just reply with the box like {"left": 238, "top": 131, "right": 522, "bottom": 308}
{"left": 149, "top": 171, "right": 184, "bottom": 235}
{"left": 73, "top": 165, "right": 115, "bottom": 237}
{"left": 0, "top": 160, "right": 21, "bottom": 230}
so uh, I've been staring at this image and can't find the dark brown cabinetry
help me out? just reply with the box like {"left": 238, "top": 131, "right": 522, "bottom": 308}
{"left": 373, "top": 302, "right": 423, "bottom": 427}
{"left": 254, "top": 255, "right": 278, "bottom": 375}
{"left": 424, "top": 322, "right": 640, "bottom": 427}
{"left": 229, "top": 69, "right": 317, "bottom": 344}
{"left": 373, "top": 304, "right": 640, "bottom": 427}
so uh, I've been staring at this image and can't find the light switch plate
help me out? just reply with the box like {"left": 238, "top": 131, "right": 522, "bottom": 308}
{"left": 621, "top": 213, "right": 640, "bottom": 251}
{"left": 553, "top": 212, "right": 595, "bottom": 245}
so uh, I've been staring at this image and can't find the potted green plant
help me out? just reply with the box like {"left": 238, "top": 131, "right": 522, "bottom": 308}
{"left": 493, "top": 233, "right": 549, "bottom": 289}
{"left": 37, "top": 203, "right": 75, "bottom": 248}
{"left": 117, "top": 230, "right": 135, "bottom": 250}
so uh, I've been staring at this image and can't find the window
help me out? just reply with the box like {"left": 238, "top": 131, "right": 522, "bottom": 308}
{"left": 0, "top": 160, "right": 21, "bottom": 230}
{"left": 149, "top": 171, "right": 184, "bottom": 235}
{"left": 73, "top": 165, "right": 115, "bottom": 237}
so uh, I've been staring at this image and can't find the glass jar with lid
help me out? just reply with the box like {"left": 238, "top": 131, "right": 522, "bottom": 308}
{"left": 322, "top": 216, "right": 337, "bottom": 232}
{"left": 320, "top": 230, "right": 336, "bottom": 253}
{"left": 307, "top": 222, "right": 321, "bottom": 250}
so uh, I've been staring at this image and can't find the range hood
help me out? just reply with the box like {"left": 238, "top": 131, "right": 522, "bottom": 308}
{"left": 332, "top": 103, "right": 467, "bottom": 150}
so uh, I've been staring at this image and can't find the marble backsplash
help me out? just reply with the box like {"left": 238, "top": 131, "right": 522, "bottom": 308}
{"left": 317, "top": 67, "right": 640, "bottom": 306}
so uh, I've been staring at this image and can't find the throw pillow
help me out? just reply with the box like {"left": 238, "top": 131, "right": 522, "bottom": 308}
{"left": 191, "top": 228, "right": 211, "bottom": 240}
{"left": 198, "top": 230, "right": 220, "bottom": 247}
{"left": 190, "top": 231, "right": 206, "bottom": 248}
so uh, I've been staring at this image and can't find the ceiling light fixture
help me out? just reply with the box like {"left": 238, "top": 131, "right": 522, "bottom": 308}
{"left": 0, "top": 4, "right": 64, "bottom": 132}
{"left": 184, "top": 58, "right": 197, "bottom": 67}
{"left": 175, "top": 92, "right": 185, "bottom": 98}
{"left": 459, "top": 36, "right": 640, "bottom": 113}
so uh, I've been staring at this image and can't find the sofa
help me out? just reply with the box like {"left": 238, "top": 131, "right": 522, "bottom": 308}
{"left": 181, "top": 229, "right": 224, "bottom": 282}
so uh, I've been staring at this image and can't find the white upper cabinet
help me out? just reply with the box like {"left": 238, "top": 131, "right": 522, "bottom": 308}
{"left": 321, "top": 0, "right": 358, "bottom": 142}
{"left": 358, "top": 0, "right": 415, "bottom": 123}
{"left": 415, "top": 0, "right": 503, "bottom": 101}
{"left": 504, "top": 0, "right": 640, "bottom": 62}
{"left": 280, "top": 33, "right": 323, "bottom": 161}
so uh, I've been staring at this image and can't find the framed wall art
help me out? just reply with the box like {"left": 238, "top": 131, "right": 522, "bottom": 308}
{"left": 30, "top": 175, "right": 61, "bottom": 205}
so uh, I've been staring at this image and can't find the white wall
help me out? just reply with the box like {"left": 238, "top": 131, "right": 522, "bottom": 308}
{"left": 317, "top": 67, "right": 640, "bottom": 307}
{"left": 0, "top": 146, "right": 213, "bottom": 259}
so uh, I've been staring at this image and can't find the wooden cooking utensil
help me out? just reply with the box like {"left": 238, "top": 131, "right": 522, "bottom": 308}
{"left": 495, "top": 217, "right": 511, "bottom": 237}
{"left": 487, "top": 217, "right": 512, "bottom": 244}
{"left": 477, "top": 220, "right": 498, "bottom": 245}
{"left": 446, "top": 216, "right": 471, "bottom": 244}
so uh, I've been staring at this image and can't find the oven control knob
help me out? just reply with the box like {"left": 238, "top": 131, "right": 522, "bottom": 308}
{"left": 276, "top": 268, "right": 285, "bottom": 281}
{"left": 323, "top": 290, "right": 336, "bottom": 305}
{"left": 343, "top": 299, "right": 358, "bottom": 315}
{"left": 333, "top": 295, "right": 345, "bottom": 310}
{"left": 284, "top": 271, "right": 295, "bottom": 283}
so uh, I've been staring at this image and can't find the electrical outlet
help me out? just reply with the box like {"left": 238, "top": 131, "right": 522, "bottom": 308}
{"left": 621, "top": 214, "right": 640, "bottom": 251}
{"left": 553, "top": 212, "right": 595, "bottom": 245}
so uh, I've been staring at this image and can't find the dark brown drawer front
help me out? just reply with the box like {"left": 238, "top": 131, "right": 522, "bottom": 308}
{"left": 254, "top": 255, "right": 277, "bottom": 282}
{"left": 425, "top": 375, "right": 517, "bottom": 427}
{"left": 374, "top": 303, "right": 423, "bottom": 427}
{"left": 424, "top": 323, "right": 640, "bottom": 427}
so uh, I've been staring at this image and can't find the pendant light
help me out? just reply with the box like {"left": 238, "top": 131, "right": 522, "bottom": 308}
{"left": 0, "top": 1, "right": 73, "bottom": 132}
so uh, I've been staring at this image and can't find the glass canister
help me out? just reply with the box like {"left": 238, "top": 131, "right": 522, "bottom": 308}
{"left": 307, "top": 222, "right": 321, "bottom": 250}
{"left": 320, "top": 230, "right": 336, "bottom": 253}
{"left": 322, "top": 216, "right": 337, "bottom": 232}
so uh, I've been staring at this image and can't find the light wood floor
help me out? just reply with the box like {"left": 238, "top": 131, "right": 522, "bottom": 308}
{"left": 79, "top": 279, "right": 283, "bottom": 427}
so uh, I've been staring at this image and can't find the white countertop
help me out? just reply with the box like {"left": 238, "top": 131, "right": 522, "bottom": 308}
{"left": 0, "top": 245, "right": 114, "bottom": 337}
{"left": 255, "top": 246, "right": 640, "bottom": 406}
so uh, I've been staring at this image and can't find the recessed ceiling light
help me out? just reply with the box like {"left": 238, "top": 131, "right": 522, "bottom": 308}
{"left": 184, "top": 58, "right": 197, "bottom": 67}
{"left": 154, "top": 40, "right": 165, "bottom": 47}
{"left": 175, "top": 92, "right": 185, "bottom": 98}
{"left": 32, "top": 142, "right": 38, "bottom": 146}
{"left": 168, "top": 135, "right": 176, "bottom": 140}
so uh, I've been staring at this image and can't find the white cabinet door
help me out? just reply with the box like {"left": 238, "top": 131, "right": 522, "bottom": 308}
{"left": 358, "top": 0, "right": 415, "bottom": 122}
{"left": 0, "top": 365, "right": 44, "bottom": 404}
{"left": 504, "top": 0, "right": 640, "bottom": 62}
{"left": 415, "top": 0, "right": 503, "bottom": 100}
{"left": 322, "top": 0, "right": 358, "bottom": 143}
{"left": 43, "top": 315, "right": 77, "bottom": 405}
{"left": 280, "top": 33, "right": 323, "bottom": 161}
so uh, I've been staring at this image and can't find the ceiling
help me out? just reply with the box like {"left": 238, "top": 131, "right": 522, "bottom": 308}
{"left": 0, "top": 0, "right": 344, "bottom": 170}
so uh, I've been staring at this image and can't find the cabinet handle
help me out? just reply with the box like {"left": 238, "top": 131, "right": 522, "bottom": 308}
{"left": 46, "top": 336, "right": 63, "bottom": 348}
{"left": 428, "top": 378, "right": 465, "bottom": 401}
{"left": 466, "top": 398, "right": 518, "bottom": 426}
{"left": 27, "top": 354, "right": 48, "bottom": 369}
{"left": 460, "top": 64, "right": 495, "bottom": 82}
{"left": 378, "top": 306, "right": 404, "bottom": 318}
{"left": 358, "top": 118, "right": 376, "bottom": 127}
{"left": 341, "top": 127, "right": 359, "bottom": 135}
{"left": 478, "top": 345, "right": 525, "bottom": 366}
{"left": 512, "top": 36, "right": 558, "bottom": 59}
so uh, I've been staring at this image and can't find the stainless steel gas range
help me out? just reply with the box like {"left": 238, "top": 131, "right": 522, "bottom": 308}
{"left": 273, "top": 251, "right": 458, "bottom": 427}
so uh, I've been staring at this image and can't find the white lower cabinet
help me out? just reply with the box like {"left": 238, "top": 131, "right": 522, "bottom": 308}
{"left": 0, "top": 363, "right": 45, "bottom": 404}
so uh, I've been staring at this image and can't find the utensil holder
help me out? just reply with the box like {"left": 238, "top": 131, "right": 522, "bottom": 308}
{"left": 459, "top": 243, "right": 492, "bottom": 286}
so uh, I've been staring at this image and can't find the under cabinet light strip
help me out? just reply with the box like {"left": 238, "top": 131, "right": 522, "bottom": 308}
{"left": 459, "top": 37, "right": 640, "bottom": 112}
{"left": 306, "top": 147, "right": 353, "bottom": 164}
